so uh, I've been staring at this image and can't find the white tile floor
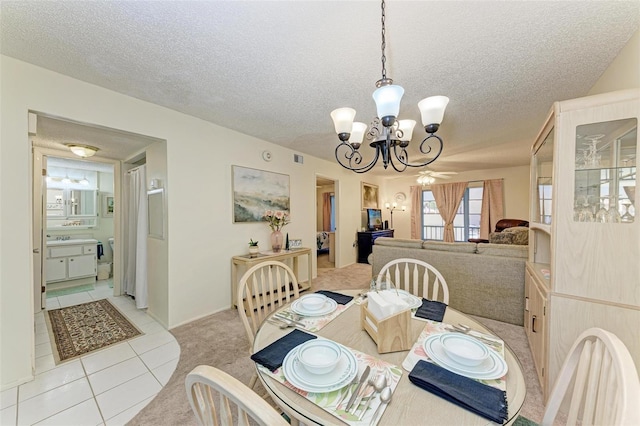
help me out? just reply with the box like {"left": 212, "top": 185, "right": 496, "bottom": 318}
{"left": 0, "top": 280, "right": 180, "bottom": 426}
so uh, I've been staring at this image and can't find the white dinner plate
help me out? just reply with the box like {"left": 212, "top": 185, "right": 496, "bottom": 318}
{"left": 423, "top": 334, "right": 508, "bottom": 380}
{"left": 282, "top": 343, "right": 357, "bottom": 393}
{"left": 291, "top": 297, "right": 337, "bottom": 317}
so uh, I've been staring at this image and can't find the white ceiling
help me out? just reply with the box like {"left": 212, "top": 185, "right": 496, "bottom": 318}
{"left": 2, "top": 1, "right": 638, "bottom": 175}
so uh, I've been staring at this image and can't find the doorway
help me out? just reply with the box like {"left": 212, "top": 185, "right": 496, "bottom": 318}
{"left": 30, "top": 112, "right": 159, "bottom": 312}
{"left": 316, "top": 176, "right": 337, "bottom": 274}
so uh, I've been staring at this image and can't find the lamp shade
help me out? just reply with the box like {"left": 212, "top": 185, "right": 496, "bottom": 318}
{"left": 397, "top": 119, "right": 416, "bottom": 142}
{"left": 349, "top": 122, "right": 368, "bottom": 144}
{"left": 330, "top": 108, "right": 356, "bottom": 134}
{"left": 372, "top": 85, "right": 404, "bottom": 119}
{"left": 418, "top": 96, "right": 449, "bottom": 126}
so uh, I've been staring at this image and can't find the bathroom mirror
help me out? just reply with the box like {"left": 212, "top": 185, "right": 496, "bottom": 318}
{"left": 46, "top": 188, "right": 97, "bottom": 217}
{"left": 147, "top": 189, "right": 164, "bottom": 239}
{"left": 46, "top": 188, "right": 98, "bottom": 229}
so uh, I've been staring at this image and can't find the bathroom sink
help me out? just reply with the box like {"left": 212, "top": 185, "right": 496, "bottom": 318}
{"left": 47, "top": 238, "right": 98, "bottom": 246}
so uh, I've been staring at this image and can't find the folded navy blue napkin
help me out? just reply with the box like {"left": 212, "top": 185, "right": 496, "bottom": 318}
{"left": 315, "top": 290, "right": 354, "bottom": 305}
{"left": 250, "top": 329, "right": 316, "bottom": 372}
{"left": 415, "top": 298, "right": 447, "bottom": 322}
{"left": 409, "top": 360, "right": 508, "bottom": 424}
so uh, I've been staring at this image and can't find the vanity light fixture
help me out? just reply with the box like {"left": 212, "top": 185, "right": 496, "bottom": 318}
{"left": 66, "top": 144, "right": 99, "bottom": 158}
{"left": 61, "top": 175, "right": 72, "bottom": 184}
{"left": 79, "top": 175, "right": 90, "bottom": 186}
{"left": 330, "top": 0, "right": 449, "bottom": 173}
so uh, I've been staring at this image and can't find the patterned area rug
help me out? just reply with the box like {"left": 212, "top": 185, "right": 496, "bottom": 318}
{"left": 46, "top": 299, "right": 143, "bottom": 363}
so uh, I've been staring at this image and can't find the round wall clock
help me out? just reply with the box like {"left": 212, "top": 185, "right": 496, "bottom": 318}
{"left": 394, "top": 192, "right": 407, "bottom": 203}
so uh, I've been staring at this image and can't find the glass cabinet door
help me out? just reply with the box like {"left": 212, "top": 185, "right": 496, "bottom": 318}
{"left": 574, "top": 118, "right": 637, "bottom": 223}
{"left": 533, "top": 128, "right": 555, "bottom": 225}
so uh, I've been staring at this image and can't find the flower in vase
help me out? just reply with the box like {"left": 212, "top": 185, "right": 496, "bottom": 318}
{"left": 263, "top": 210, "right": 290, "bottom": 231}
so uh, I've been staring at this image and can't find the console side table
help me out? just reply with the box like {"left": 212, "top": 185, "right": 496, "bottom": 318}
{"left": 231, "top": 248, "right": 312, "bottom": 307}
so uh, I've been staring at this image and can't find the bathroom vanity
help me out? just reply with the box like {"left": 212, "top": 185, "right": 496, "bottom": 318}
{"left": 46, "top": 239, "right": 98, "bottom": 289}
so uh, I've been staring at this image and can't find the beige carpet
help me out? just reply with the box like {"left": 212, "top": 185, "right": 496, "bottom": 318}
{"left": 129, "top": 262, "right": 544, "bottom": 425}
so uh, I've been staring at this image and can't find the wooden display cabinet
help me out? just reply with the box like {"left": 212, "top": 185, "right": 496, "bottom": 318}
{"left": 527, "top": 89, "right": 639, "bottom": 399}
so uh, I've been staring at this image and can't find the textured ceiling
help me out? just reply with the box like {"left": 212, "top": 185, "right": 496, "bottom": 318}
{"left": 2, "top": 1, "right": 638, "bottom": 175}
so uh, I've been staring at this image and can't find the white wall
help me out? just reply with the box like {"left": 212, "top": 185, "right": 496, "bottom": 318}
{"left": 381, "top": 165, "right": 530, "bottom": 239}
{"left": 0, "top": 56, "right": 366, "bottom": 389}
{"left": 588, "top": 30, "right": 639, "bottom": 95}
{"left": 145, "top": 141, "right": 169, "bottom": 326}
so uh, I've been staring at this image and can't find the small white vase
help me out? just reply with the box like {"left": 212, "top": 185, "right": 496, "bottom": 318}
{"left": 249, "top": 246, "right": 259, "bottom": 257}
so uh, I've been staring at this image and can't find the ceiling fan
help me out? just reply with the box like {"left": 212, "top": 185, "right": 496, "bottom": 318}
{"left": 415, "top": 169, "right": 458, "bottom": 185}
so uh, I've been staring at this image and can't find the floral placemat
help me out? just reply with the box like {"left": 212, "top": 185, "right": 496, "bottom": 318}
{"left": 276, "top": 300, "right": 354, "bottom": 332}
{"left": 258, "top": 345, "right": 402, "bottom": 426}
{"left": 401, "top": 321, "right": 506, "bottom": 391}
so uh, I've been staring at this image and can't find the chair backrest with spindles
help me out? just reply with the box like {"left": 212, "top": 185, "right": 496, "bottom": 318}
{"left": 377, "top": 258, "right": 449, "bottom": 304}
{"left": 185, "top": 365, "right": 289, "bottom": 426}
{"left": 237, "top": 260, "right": 300, "bottom": 346}
{"left": 541, "top": 328, "right": 640, "bottom": 426}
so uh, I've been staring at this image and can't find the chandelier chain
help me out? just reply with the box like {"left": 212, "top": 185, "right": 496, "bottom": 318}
{"left": 380, "top": 0, "right": 387, "bottom": 81}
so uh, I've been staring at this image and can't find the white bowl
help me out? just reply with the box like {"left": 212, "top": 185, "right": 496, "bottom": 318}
{"left": 439, "top": 333, "right": 490, "bottom": 367}
{"left": 299, "top": 294, "right": 328, "bottom": 312}
{"left": 296, "top": 340, "right": 341, "bottom": 375}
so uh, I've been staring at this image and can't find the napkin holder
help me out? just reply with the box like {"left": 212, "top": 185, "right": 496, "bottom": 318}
{"left": 360, "top": 300, "right": 412, "bottom": 353}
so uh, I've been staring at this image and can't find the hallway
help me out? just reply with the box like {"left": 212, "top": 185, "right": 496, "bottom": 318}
{"left": 1, "top": 281, "right": 179, "bottom": 425}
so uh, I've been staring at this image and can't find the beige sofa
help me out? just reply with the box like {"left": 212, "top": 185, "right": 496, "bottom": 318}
{"left": 372, "top": 237, "right": 527, "bottom": 326}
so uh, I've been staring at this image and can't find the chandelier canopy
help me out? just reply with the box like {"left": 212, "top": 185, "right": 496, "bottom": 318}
{"left": 330, "top": 0, "right": 449, "bottom": 173}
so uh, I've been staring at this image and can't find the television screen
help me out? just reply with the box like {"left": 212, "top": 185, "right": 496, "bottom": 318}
{"left": 367, "top": 209, "right": 383, "bottom": 230}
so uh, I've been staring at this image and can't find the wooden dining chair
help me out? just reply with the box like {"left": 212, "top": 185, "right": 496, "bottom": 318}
{"left": 540, "top": 328, "right": 640, "bottom": 426}
{"left": 377, "top": 258, "right": 449, "bottom": 303}
{"left": 237, "top": 260, "right": 300, "bottom": 390}
{"left": 185, "top": 365, "right": 289, "bottom": 426}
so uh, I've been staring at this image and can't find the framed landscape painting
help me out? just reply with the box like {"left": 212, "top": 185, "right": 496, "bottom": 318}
{"left": 232, "top": 166, "right": 290, "bottom": 223}
{"left": 361, "top": 182, "right": 379, "bottom": 210}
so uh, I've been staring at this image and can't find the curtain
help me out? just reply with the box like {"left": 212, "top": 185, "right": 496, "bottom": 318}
{"left": 480, "top": 179, "right": 504, "bottom": 239}
{"left": 123, "top": 165, "right": 148, "bottom": 309}
{"left": 410, "top": 185, "right": 422, "bottom": 239}
{"left": 432, "top": 182, "right": 467, "bottom": 242}
{"left": 322, "top": 192, "right": 332, "bottom": 232}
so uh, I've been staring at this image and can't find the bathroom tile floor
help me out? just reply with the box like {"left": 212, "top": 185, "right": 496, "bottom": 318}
{"left": 1, "top": 280, "right": 179, "bottom": 425}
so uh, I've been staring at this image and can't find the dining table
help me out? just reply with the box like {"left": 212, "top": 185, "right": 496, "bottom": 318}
{"left": 252, "top": 289, "right": 526, "bottom": 426}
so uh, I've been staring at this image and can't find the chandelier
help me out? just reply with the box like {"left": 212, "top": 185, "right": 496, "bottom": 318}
{"left": 330, "top": 0, "right": 449, "bottom": 174}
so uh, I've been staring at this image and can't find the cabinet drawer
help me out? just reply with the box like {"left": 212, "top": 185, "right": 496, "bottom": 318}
{"left": 83, "top": 245, "right": 96, "bottom": 254}
{"left": 49, "top": 245, "right": 83, "bottom": 257}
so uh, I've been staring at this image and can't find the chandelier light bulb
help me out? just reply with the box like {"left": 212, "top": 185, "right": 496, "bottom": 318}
{"left": 372, "top": 84, "right": 404, "bottom": 125}
{"left": 418, "top": 96, "right": 449, "bottom": 129}
{"left": 349, "top": 122, "right": 368, "bottom": 145}
{"left": 330, "top": 108, "right": 356, "bottom": 136}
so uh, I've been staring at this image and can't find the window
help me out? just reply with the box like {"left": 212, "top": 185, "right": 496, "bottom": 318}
{"left": 421, "top": 186, "right": 483, "bottom": 241}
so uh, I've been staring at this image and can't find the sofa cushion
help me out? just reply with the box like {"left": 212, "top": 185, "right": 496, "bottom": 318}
{"left": 502, "top": 227, "right": 529, "bottom": 245}
{"left": 476, "top": 243, "right": 528, "bottom": 258}
{"left": 489, "top": 232, "right": 514, "bottom": 244}
{"left": 422, "top": 241, "right": 477, "bottom": 254}
{"left": 374, "top": 237, "right": 424, "bottom": 249}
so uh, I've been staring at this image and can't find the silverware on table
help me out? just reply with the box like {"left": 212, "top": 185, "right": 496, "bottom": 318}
{"left": 345, "top": 365, "right": 371, "bottom": 412}
{"left": 357, "top": 372, "right": 387, "bottom": 419}
{"left": 266, "top": 318, "right": 296, "bottom": 329}
{"left": 274, "top": 313, "right": 306, "bottom": 327}
{"left": 445, "top": 325, "right": 500, "bottom": 347}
